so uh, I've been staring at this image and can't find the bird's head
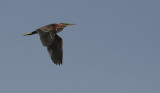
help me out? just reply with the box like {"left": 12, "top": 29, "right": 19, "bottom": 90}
{"left": 60, "top": 23, "right": 75, "bottom": 27}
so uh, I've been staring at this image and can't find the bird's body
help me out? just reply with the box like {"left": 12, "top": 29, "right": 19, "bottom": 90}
{"left": 24, "top": 23, "right": 75, "bottom": 65}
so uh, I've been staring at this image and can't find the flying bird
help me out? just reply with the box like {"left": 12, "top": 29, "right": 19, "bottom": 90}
{"left": 23, "top": 23, "right": 75, "bottom": 65}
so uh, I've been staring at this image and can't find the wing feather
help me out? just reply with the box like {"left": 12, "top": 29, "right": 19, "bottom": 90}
{"left": 37, "top": 29, "right": 55, "bottom": 47}
{"left": 47, "top": 34, "right": 63, "bottom": 65}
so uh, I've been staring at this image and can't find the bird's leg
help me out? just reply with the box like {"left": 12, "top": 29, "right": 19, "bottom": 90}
{"left": 23, "top": 31, "right": 37, "bottom": 36}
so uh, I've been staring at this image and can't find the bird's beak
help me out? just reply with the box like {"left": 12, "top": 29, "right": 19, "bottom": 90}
{"left": 66, "top": 24, "right": 75, "bottom": 26}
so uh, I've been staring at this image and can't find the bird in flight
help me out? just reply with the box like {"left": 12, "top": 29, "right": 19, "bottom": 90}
{"left": 23, "top": 23, "right": 75, "bottom": 65}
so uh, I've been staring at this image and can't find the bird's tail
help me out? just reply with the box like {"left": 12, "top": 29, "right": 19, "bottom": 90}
{"left": 23, "top": 31, "right": 37, "bottom": 36}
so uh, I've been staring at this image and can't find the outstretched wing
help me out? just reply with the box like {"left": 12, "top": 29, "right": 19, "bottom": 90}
{"left": 37, "top": 29, "right": 56, "bottom": 47}
{"left": 47, "top": 34, "right": 63, "bottom": 65}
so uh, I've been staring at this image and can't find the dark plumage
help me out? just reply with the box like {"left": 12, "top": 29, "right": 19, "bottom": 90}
{"left": 23, "top": 23, "right": 75, "bottom": 65}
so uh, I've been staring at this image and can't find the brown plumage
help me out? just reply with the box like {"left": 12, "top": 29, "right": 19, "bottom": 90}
{"left": 23, "top": 23, "right": 75, "bottom": 65}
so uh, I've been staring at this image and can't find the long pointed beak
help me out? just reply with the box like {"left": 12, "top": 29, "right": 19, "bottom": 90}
{"left": 67, "top": 24, "right": 76, "bottom": 26}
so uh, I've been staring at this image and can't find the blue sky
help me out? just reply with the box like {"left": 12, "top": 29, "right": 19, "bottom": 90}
{"left": 0, "top": 0, "right": 160, "bottom": 93}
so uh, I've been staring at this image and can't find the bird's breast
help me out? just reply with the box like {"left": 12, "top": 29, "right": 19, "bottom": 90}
{"left": 56, "top": 27, "right": 64, "bottom": 33}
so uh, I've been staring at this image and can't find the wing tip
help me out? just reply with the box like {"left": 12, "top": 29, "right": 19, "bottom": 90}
{"left": 54, "top": 60, "right": 62, "bottom": 65}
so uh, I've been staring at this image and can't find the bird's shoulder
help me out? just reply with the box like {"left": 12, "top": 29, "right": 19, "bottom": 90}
{"left": 39, "top": 24, "right": 57, "bottom": 32}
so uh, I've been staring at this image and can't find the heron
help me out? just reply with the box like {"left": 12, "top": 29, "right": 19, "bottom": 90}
{"left": 23, "top": 23, "right": 75, "bottom": 65}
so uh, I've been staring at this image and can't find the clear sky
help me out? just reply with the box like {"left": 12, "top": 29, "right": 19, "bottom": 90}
{"left": 0, "top": 0, "right": 160, "bottom": 93}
